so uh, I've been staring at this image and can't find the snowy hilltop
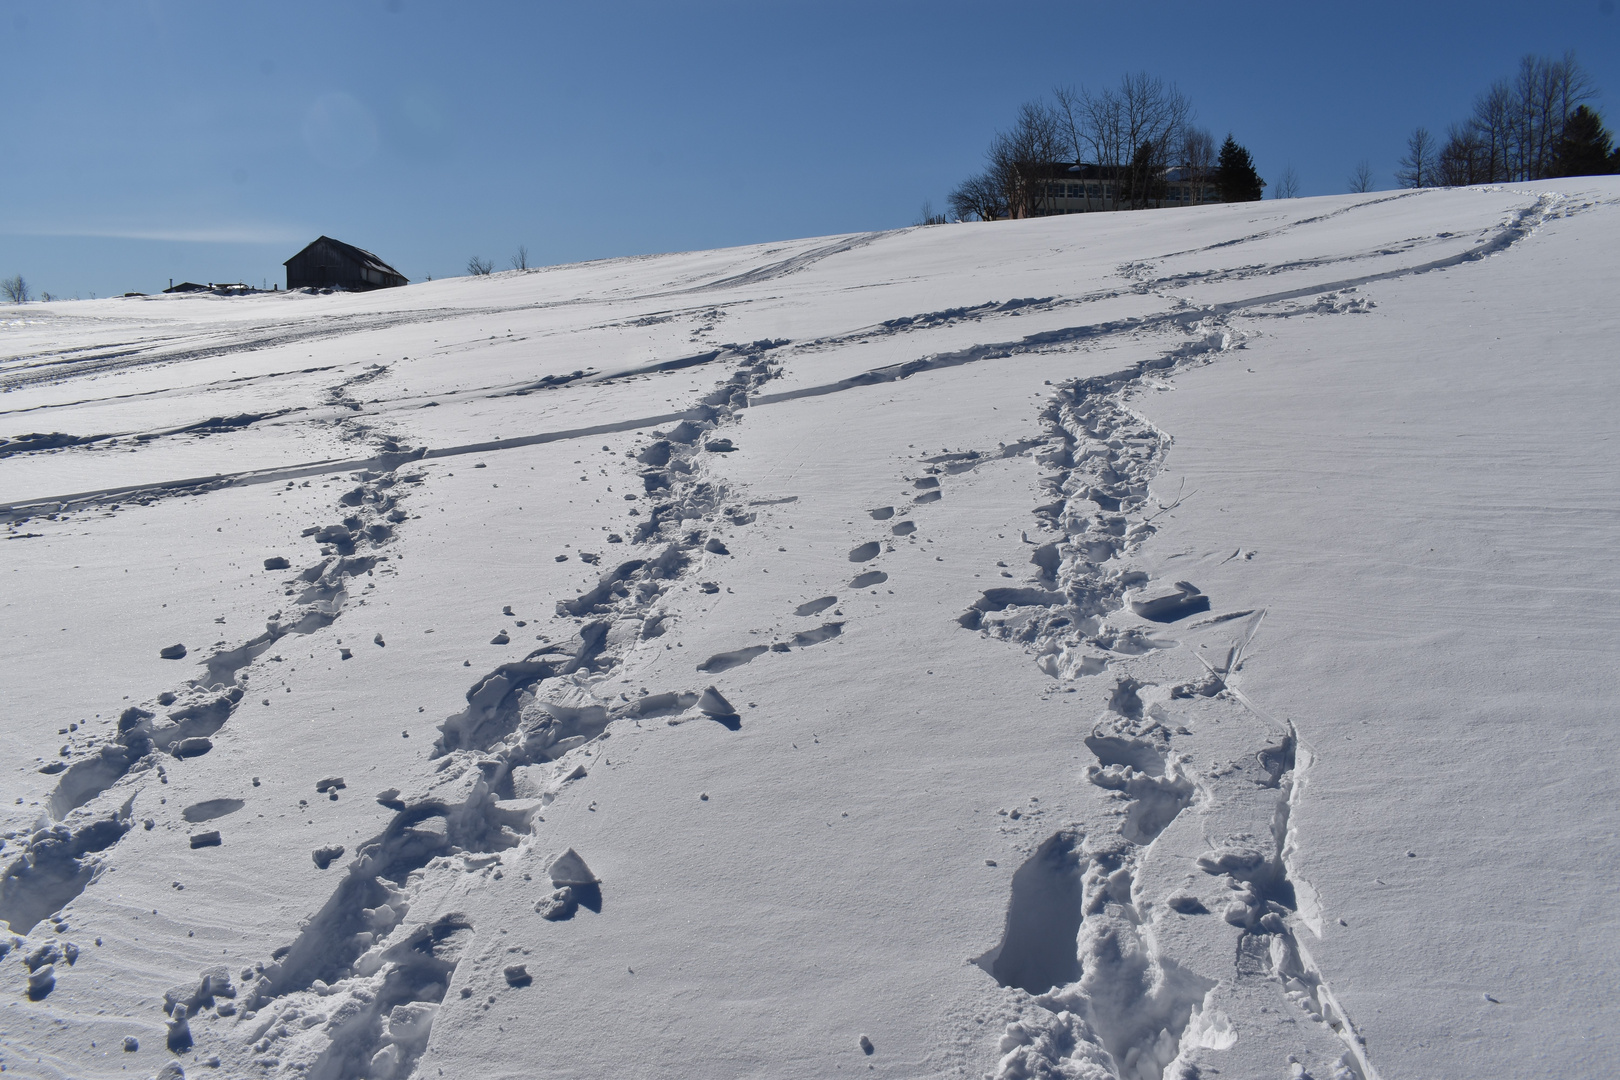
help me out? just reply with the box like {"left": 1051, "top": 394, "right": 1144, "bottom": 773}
{"left": 2, "top": 179, "right": 1617, "bottom": 1080}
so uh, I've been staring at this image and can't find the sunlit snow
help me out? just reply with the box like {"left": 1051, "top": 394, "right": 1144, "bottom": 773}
{"left": 3, "top": 179, "right": 1617, "bottom": 1080}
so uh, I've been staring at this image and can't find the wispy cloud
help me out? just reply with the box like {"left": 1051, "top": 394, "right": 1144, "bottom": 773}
{"left": 0, "top": 222, "right": 307, "bottom": 245}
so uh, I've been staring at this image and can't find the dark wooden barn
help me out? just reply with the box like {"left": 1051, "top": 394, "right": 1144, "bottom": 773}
{"left": 284, "top": 236, "right": 408, "bottom": 291}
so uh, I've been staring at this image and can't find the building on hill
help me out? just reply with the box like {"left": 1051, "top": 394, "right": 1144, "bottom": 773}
{"left": 284, "top": 237, "right": 408, "bottom": 291}
{"left": 162, "top": 281, "right": 259, "bottom": 294}
{"left": 1027, "top": 163, "right": 1220, "bottom": 215}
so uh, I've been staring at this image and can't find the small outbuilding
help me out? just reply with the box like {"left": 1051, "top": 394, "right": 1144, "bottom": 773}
{"left": 284, "top": 236, "right": 408, "bottom": 292}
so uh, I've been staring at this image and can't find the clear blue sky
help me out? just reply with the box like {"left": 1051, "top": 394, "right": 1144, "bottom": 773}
{"left": 3, "top": 0, "right": 1617, "bottom": 298}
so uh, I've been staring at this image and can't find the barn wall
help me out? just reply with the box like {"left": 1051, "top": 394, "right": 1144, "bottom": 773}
{"left": 285, "top": 240, "right": 405, "bottom": 291}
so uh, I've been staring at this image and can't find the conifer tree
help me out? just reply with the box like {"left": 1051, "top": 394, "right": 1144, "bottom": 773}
{"left": 1552, "top": 105, "right": 1616, "bottom": 177}
{"left": 1215, "top": 135, "right": 1265, "bottom": 201}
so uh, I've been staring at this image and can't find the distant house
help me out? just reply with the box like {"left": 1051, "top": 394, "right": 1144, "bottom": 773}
{"left": 284, "top": 237, "right": 407, "bottom": 291}
{"left": 1027, "top": 163, "right": 1220, "bottom": 215}
{"left": 163, "top": 281, "right": 257, "bottom": 295}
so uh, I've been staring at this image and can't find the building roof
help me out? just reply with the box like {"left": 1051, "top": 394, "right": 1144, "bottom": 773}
{"left": 284, "top": 236, "right": 405, "bottom": 280}
{"left": 1028, "top": 162, "right": 1216, "bottom": 182}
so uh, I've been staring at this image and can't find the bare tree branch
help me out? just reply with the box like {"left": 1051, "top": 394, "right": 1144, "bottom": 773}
{"left": 986, "top": 101, "right": 1067, "bottom": 218}
{"left": 1435, "top": 52, "right": 1597, "bottom": 186}
{"left": 951, "top": 72, "right": 1202, "bottom": 220}
{"left": 1179, "top": 128, "right": 1216, "bottom": 176}
{"left": 948, "top": 172, "right": 1007, "bottom": 221}
{"left": 1396, "top": 128, "right": 1435, "bottom": 188}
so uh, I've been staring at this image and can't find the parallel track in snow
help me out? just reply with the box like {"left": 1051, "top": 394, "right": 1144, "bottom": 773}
{"left": 1, "top": 195, "right": 1557, "bottom": 526}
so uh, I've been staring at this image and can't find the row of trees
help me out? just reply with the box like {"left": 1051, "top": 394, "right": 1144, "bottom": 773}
{"left": 943, "top": 53, "right": 1613, "bottom": 215}
{"left": 1397, "top": 52, "right": 1617, "bottom": 188}
{"left": 947, "top": 74, "right": 1265, "bottom": 221}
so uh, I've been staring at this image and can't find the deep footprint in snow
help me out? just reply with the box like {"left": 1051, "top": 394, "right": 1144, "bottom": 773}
{"left": 849, "top": 571, "right": 887, "bottom": 589}
{"left": 696, "top": 645, "right": 769, "bottom": 672}
{"left": 794, "top": 596, "right": 837, "bottom": 617}
{"left": 979, "top": 830, "right": 1085, "bottom": 994}
{"left": 1128, "top": 582, "right": 1210, "bottom": 623}
{"left": 180, "top": 799, "right": 244, "bottom": 823}
{"left": 869, "top": 507, "right": 894, "bottom": 520}
{"left": 848, "top": 542, "right": 881, "bottom": 562}
{"left": 790, "top": 622, "right": 843, "bottom": 647}
{"left": 891, "top": 521, "right": 916, "bottom": 536}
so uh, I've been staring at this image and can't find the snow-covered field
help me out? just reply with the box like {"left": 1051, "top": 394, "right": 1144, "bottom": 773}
{"left": 2, "top": 180, "right": 1617, "bottom": 1080}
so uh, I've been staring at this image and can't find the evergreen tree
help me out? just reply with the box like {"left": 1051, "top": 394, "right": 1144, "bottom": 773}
{"left": 1552, "top": 105, "right": 1616, "bottom": 177}
{"left": 1215, "top": 135, "right": 1265, "bottom": 201}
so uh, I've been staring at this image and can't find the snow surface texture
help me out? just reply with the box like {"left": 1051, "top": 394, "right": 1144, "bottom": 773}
{"left": 2, "top": 180, "right": 1617, "bottom": 1079}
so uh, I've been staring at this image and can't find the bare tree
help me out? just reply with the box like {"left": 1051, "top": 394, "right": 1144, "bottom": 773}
{"left": 1178, "top": 127, "right": 1216, "bottom": 176}
{"left": 1395, "top": 128, "right": 1435, "bottom": 188}
{"left": 985, "top": 101, "right": 1067, "bottom": 218}
{"left": 1059, "top": 74, "right": 1191, "bottom": 209}
{"left": 955, "top": 73, "right": 1197, "bottom": 221}
{"left": 1437, "top": 122, "right": 1487, "bottom": 185}
{"left": 1348, "top": 159, "right": 1374, "bottom": 192}
{"left": 1273, "top": 166, "right": 1300, "bottom": 198}
{"left": 1121, "top": 139, "right": 1170, "bottom": 208}
{"left": 1060, "top": 81, "right": 1124, "bottom": 168}
{"left": 1548, "top": 50, "right": 1596, "bottom": 127}
{"left": 1, "top": 275, "right": 28, "bottom": 303}
{"left": 1435, "top": 52, "right": 1597, "bottom": 185}
{"left": 510, "top": 245, "right": 529, "bottom": 271}
{"left": 1051, "top": 84, "right": 1087, "bottom": 162}
{"left": 1119, "top": 73, "right": 1191, "bottom": 168}
{"left": 1511, "top": 51, "right": 1594, "bottom": 179}
{"left": 467, "top": 256, "right": 493, "bottom": 276}
{"left": 1473, "top": 79, "right": 1516, "bottom": 181}
{"left": 914, "top": 200, "right": 949, "bottom": 226}
{"left": 1175, "top": 127, "right": 1217, "bottom": 204}
{"left": 947, "top": 172, "right": 1007, "bottom": 221}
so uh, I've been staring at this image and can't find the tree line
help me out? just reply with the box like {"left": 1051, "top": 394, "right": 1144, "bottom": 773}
{"left": 947, "top": 74, "right": 1265, "bottom": 222}
{"left": 1399, "top": 52, "right": 1616, "bottom": 187}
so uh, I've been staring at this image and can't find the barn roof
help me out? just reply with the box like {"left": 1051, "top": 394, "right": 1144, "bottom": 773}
{"left": 284, "top": 236, "right": 404, "bottom": 279}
